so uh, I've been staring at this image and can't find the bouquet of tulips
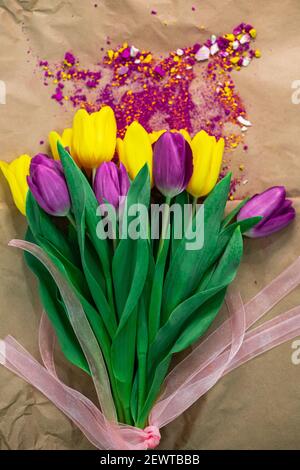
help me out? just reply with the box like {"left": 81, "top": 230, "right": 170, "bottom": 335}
{"left": 0, "top": 106, "right": 295, "bottom": 436}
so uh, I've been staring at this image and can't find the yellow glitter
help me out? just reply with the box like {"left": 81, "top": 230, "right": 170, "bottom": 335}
{"left": 107, "top": 50, "right": 114, "bottom": 60}
{"left": 225, "top": 33, "right": 235, "bottom": 41}
{"left": 143, "top": 54, "right": 152, "bottom": 63}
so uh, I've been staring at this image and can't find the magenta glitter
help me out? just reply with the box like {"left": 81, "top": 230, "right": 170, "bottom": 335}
{"left": 64, "top": 52, "right": 76, "bottom": 66}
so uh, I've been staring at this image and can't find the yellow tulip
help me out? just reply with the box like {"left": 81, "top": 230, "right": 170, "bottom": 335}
{"left": 118, "top": 121, "right": 153, "bottom": 183}
{"left": 187, "top": 130, "right": 224, "bottom": 198}
{"left": 0, "top": 154, "right": 31, "bottom": 215}
{"left": 49, "top": 128, "right": 72, "bottom": 160}
{"left": 71, "top": 106, "right": 117, "bottom": 168}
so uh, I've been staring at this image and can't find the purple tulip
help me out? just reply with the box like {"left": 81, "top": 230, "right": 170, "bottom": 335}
{"left": 153, "top": 131, "right": 193, "bottom": 198}
{"left": 93, "top": 162, "right": 130, "bottom": 209}
{"left": 27, "top": 154, "right": 71, "bottom": 216}
{"left": 237, "top": 186, "right": 296, "bottom": 238}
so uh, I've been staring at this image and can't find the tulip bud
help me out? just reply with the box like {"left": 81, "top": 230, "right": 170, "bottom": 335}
{"left": 27, "top": 154, "right": 71, "bottom": 216}
{"left": 119, "top": 121, "right": 153, "bottom": 184}
{"left": 237, "top": 186, "right": 296, "bottom": 238}
{"left": 71, "top": 106, "right": 117, "bottom": 169}
{"left": 93, "top": 162, "right": 130, "bottom": 209}
{"left": 153, "top": 131, "right": 193, "bottom": 198}
{"left": 187, "top": 130, "right": 224, "bottom": 198}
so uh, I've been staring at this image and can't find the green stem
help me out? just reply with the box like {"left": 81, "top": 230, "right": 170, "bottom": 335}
{"left": 66, "top": 213, "right": 76, "bottom": 229}
{"left": 148, "top": 196, "right": 171, "bottom": 344}
{"left": 157, "top": 196, "right": 171, "bottom": 257}
{"left": 137, "top": 298, "right": 148, "bottom": 418}
{"left": 192, "top": 196, "right": 198, "bottom": 217}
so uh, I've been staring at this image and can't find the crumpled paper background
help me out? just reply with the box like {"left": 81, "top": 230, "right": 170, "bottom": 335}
{"left": 0, "top": 0, "right": 300, "bottom": 449}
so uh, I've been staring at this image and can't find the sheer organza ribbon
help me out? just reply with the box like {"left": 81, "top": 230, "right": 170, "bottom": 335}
{"left": 0, "top": 240, "right": 300, "bottom": 449}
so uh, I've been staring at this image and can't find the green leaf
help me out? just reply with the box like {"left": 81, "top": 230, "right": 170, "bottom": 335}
{"left": 24, "top": 228, "right": 89, "bottom": 373}
{"left": 137, "top": 296, "right": 148, "bottom": 416}
{"left": 137, "top": 227, "right": 243, "bottom": 427}
{"left": 111, "top": 164, "right": 151, "bottom": 424}
{"left": 171, "top": 191, "right": 189, "bottom": 257}
{"left": 58, "top": 142, "right": 112, "bottom": 273}
{"left": 148, "top": 236, "right": 170, "bottom": 344}
{"left": 58, "top": 144, "right": 117, "bottom": 338}
{"left": 195, "top": 216, "right": 262, "bottom": 293}
{"left": 221, "top": 197, "right": 250, "bottom": 228}
{"left": 27, "top": 192, "right": 93, "bottom": 298}
{"left": 161, "top": 173, "right": 231, "bottom": 322}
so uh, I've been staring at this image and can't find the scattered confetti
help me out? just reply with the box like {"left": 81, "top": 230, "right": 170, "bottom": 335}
{"left": 37, "top": 22, "right": 261, "bottom": 195}
{"left": 237, "top": 116, "right": 252, "bottom": 127}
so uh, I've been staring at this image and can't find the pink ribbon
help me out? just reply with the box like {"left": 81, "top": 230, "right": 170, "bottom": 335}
{"left": 1, "top": 240, "right": 300, "bottom": 450}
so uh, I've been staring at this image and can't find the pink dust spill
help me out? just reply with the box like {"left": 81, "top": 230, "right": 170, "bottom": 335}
{"left": 38, "top": 23, "right": 260, "bottom": 195}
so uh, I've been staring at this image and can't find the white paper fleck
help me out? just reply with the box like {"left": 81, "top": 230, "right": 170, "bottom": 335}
{"left": 211, "top": 34, "right": 217, "bottom": 44}
{"left": 241, "top": 126, "right": 248, "bottom": 132}
{"left": 134, "top": 59, "right": 141, "bottom": 64}
{"left": 232, "top": 40, "right": 239, "bottom": 50}
{"left": 237, "top": 116, "right": 252, "bottom": 127}
{"left": 240, "top": 33, "right": 251, "bottom": 44}
{"left": 242, "top": 57, "right": 251, "bottom": 67}
{"left": 130, "top": 45, "right": 139, "bottom": 57}
{"left": 210, "top": 43, "right": 219, "bottom": 55}
{"left": 176, "top": 48, "right": 184, "bottom": 56}
{"left": 195, "top": 45, "right": 210, "bottom": 61}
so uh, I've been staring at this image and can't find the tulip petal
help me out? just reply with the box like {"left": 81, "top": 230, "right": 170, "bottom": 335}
{"left": 200, "top": 137, "right": 224, "bottom": 196}
{"left": 117, "top": 137, "right": 127, "bottom": 166}
{"left": 92, "top": 106, "right": 117, "bottom": 162}
{"left": 72, "top": 109, "right": 95, "bottom": 168}
{"left": 27, "top": 175, "right": 52, "bottom": 214}
{"left": 0, "top": 155, "right": 31, "bottom": 215}
{"left": 124, "top": 121, "right": 153, "bottom": 183}
{"left": 153, "top": 131, "right": 193, "bottom": 198}
{"left": 28, "top": 155, "right": 70, "bottom": 216}
{"left": 179, "top": 129, "right": 192, "bottom": 145}
{"left": 61, "top": 128, "right": 73, "bottom": 149}
{"left": 49, "top": 131, "right": 61, "bottom": 160}
{"left": 187, "top": 130, "right": 214, "bottom": 197}
{"left": 93, "top": 161, "right": 130, "bottom": 209}
{"left": 247, "top": 207, "right": 296, "bottom": 238}
{"left": 273, "top": 198, "right": 293, "bottom": 216}
{"left": 118, "top": 163, "right": 130, "bottom": 196}
{"left": 237, "top": 186, "right": 286, "bottom": 222}
{"left": 94, "top": 162, "right": 120, "bottom": 208}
